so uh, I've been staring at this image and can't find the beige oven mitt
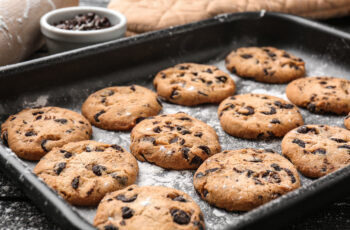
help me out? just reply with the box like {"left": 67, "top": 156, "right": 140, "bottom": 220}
{"left": 108, "top": 0, "right": 350, "bottom": 35}
{"left": 0, "top": 0, "right": 79, "bottom": 66}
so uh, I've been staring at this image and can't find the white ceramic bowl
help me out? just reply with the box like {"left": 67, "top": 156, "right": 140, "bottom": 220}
{"left": 40, "top": 6, "right": 126, "bottom": 53}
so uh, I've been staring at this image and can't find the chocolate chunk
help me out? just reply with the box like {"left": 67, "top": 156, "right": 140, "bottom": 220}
{"left": 156, "top": 97, "right": 163, "bottom": 107}
{"left": 170, "top": 89, "right": 180, "bottom": 99}
{"left": 239, "top": 106, "right": 254, "bottom": 115}
{"left": 94, "top": 110, "right": 106, "bottom": 122}
{"left": 54, "top": 12, "right": 112, "bottom": 31}
{"left": 85, "top": 146, "right": 92, "bottom": 152}
{"left": 111, "top": 144, "right": 124, "bottom": 152}
{"left": 135, "top": 117, "right": 146, "bottom": 124}
{"left": 240, "top": 54, "right": 253, "bottom": 59}
{"left": 36, "top": 115, "right": 42, "bottom": 120}
{"left": 284, "top": 168, "right": 296, "bottom": 183}
{"left": 32, "top": 111, "right": 44, "bottom": 116}
{"left": 153, "top": 126, "right": 162, "bottom": 133}
{"left": 190, "top": 155, "right": 203, "bottom": 165}
{"left": 292, "top": 138, "right": 306, "bottom": 148}
{"left": 313, "top": 148, "right": 326, "bottom": 155}
{"left": 60, "top": 150, "right": 73, "bottom": 158}
{"left": 116, "top": 194, "right": 138, "bottom": 203}
{"left": 54, "top": 162, "right": 66, "bottom": 175}
{"left": 25, "top": 131, "right": 37, "bottom": 137}
{"left": 178, "top": 117, "right": 191, "bottom": 121}
{"left": 179, "top": 65, "right": 189, "bottom": 70}
{"left": 246, "top": 170, "right": 254, "bottom": 178}
{"left": 338, "top": 145, "right": 350, "bottom": 150}
{"left": 170, "top": 209, "right": 191, "bottom": 225}
{"left": 121, "top": 207, "right": 134, "bottom": 219}
{"left": 194, "top": 132, "right": 203, "bottom": 138}
{"left": 170, "top": 136, "right": 179, "bottom": 144}
{"left": 205, "top": 68, "right": 213, "bottom": 74}
{"left": 249, "top": 158, "right": 263, "bottom": 163}
{"left": 297, "top": 126, "right": 316, "bottom": 134}
{"left": 104, "top": 224, "right": 119, "bottom": 230}
{"left": 263, "top": 68, "right": 269, "bottom": 76}
{"left": 198, "top": 91, "right": 208, "bottom": 96}
{"left": 271, "top": 163, "right": 281, "bottom": 171}
{"left": 215, "top": 76, "right": 227, "bottom": 83}
{"left": 92, "top": 165, "right": 106, "bottom": 176}
{"left": 54, "top": 119, "right": 68, "bottom": 124}
{"left": 307, "top": 103, "right": 316, "bottom": 112}
{"left": 71, "top": 176, "right": 80, "bottom": 189}
{"left": 262, "top": 107, "right": 276, "bottom": 115}
{"left": 41, "top": 140, "right": 49, "bottom": 152}
{"left": 205, "top": 168, "right": 219, "bottom": 174}
{"left": 330, "top": 138, "right": 347, "bottom": 143}
{"left": 270, "top": 118, "right": 280, "bottom": 124}
{"left": 142, "top": 136, "right": 156, "bottom": 145}
{"left": 170, "top": 195, "right": 187, "bottom": 203}
{"left": 112, "top": 175, "right": 128, "bottom": 186}
{"left": 193, "top": 221, "right": 204, "bottom": 230}
{"left": 282, "top": 53, "right": 290, "bottom": 58}
{"left": 326, "top": 86, "right": 336, "bottom": 89}
{"left": 198, "top": 145, "right": 211, "bottom": 155}
{"left": 195, "top": 172, "right": 205, "bottom": 179}
{"left": 181, "top": 130, "right": 191, "bottom": 135}
{"left": 181, "top": 147, "right": 190, "bottom": 159}
{"left": 130, "top": 85, "right": 136, "bottom": 91}
{"left": 233, "top": 167, "right": 244, "bottom": 174}
{"left": 254, "top": 178, "right": 264, "bottom": 185}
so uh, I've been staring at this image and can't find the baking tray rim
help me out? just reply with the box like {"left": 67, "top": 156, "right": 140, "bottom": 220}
{"left": 0, "top": 11, "right": 350, "bottom": 230}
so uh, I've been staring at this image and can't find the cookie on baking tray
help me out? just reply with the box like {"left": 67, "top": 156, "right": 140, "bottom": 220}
{"left": 130, "top": 112, "right": 221, "bottom": 170}
{"left": 225, "top": 46, "right": 305, "bottom": 83}
{"left": 81, "top": 85, "right": 162, "bottom": 131}
{"left": 345, "top": 113, "right": 350, "bottom": 130}
{"left": 286, "top": 76, "right": 350, "bottom": 115}
{"left": 193, "top": 148, "right": 300, "bottom": 211}
{"left": 281, "top": 125, "right": 350, "bottom": 178}
{"left": 0, "top": 107, "right": 92, "bottom": 161}
{"left": 94, "top": 185, "right": 205, "bottom": 230}
{"left": 34, "top": 140, "right": 138, "bottom": 206}
{"left": 153, "top": 63, "right": 236, "bottom": 106}
{"left": 217, "top": 94, "right": 303, "bottom": 139}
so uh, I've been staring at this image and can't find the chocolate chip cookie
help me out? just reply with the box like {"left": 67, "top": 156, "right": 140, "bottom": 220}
{"left": 225, "top": 47, "right": 305, "bottom": 83}
{"left": 218, "top": 94, "right": 303, "bottom": 139}
{"left": 94, "top": 185, "right": 205, "bottom": 230}
{"left": 282, "top": 125, "right": 350, "bottom": 178}
{"left": 153, "top": 63, "right": 235, "bottom": 106}
{"left": 34, "top": 140, "right": 138, "bottom": 206}
{"left": 286, "top": 76, "right": 350, "bottom": 115}
{"left": 345, "top": 113, "right": 350, "bottom": 130}
{"left": 130, "top": 112, "right": 221, "bottom": 170}
{"left": 193, "top": 148, "right": 300, "bottom": 211}
{"left": 81, "top": 85, "right": 162, "bottom": 131}
{"left": 1, "top": 107, "right": 92, "bottom": 161}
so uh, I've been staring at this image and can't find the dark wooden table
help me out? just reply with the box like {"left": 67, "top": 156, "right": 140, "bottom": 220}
{"left": 1, "top": 0, "right": 350, "bottom": 229}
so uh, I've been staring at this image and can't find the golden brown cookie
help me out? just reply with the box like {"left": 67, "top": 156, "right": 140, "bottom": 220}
{"left": 193, "top": 148, "right": 300, "bottom": 211}
{"left": 130, "top": 112, "right": 221, "bottom": 170}
{"left": 94, "top": 185, "right": 205, "bottom": 230}
{"left": 153, "top": 63, "right": 235, "bottom": 106}
{"left": 281, "top": 125, "right": 350, "bottom": 178}
{"left": 286, "top": 76, "right": 350, "bottom": 115}
{"left": 345, "top": 113, "right": 350, "bottom": 130}
{"left": 225, "top": 47, "right": 305, "bottom": 83}
{"left": 218, "top": 94, "right": 304, "bottom": 139}
{"left": 81, "top": 85, "right": 162, "bottom": 131}
{"left": 1, "top": 107, "right": 92, "bottom": 161}
{"left": 34, "top": 140, "right": 138, "bottom": 206}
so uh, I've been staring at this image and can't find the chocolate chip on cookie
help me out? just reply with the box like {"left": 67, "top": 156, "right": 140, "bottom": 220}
{"left": 130, "top": 112, "right": 221, "bottom": 170}
{"left": 282, "top": 125, "right": 350, "bottom": 178}
{"left": 94, "top": 185, "right": 205, "bottom": 230}
{"left": 34, "top": 140, "right": 138, "bottom": 206}
{"left": 193, "top": 148, "right": 300, "bottom": 211}
{"left": 286, "top": 77, "right": 350, "bottom": 115}
{"left": 82, "top": 85, "right": 162, "bottom": 131}
{"left": 225, "top": 47, "right": 305, "bottom": 83}
{"left": 0, "top": 107, "right": 92, "bottom": 160}
{"left": 154, "top": 63, "right": 235, "bottom": 106}
{"left": 218, "top": 94, "right": 303, "bottom": 139}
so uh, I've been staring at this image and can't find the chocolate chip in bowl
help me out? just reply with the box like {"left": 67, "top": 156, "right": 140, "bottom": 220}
{"left": 54, "top": 12, "right": 112, "bottom": 31}
{"left": 40, "top": 6, "right": 126, "bottom": 53}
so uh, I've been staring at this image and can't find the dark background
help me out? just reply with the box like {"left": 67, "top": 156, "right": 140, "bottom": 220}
{"left": 1, "top": 0, "right": 350, "bottom": 229}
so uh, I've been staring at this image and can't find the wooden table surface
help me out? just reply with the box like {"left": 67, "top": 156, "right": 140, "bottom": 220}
{"left": 1, "top": 0, "right": 350, "bottom": 229}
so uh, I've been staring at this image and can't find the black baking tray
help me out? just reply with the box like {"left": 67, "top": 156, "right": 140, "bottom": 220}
{"left": 1, "top": 12, "right": 350, "bottom": 230}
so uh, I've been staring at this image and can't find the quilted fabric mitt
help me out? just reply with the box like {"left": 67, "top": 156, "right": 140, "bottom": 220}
{"left": 108, "top": 0, "right": 350, "bottom": 35}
